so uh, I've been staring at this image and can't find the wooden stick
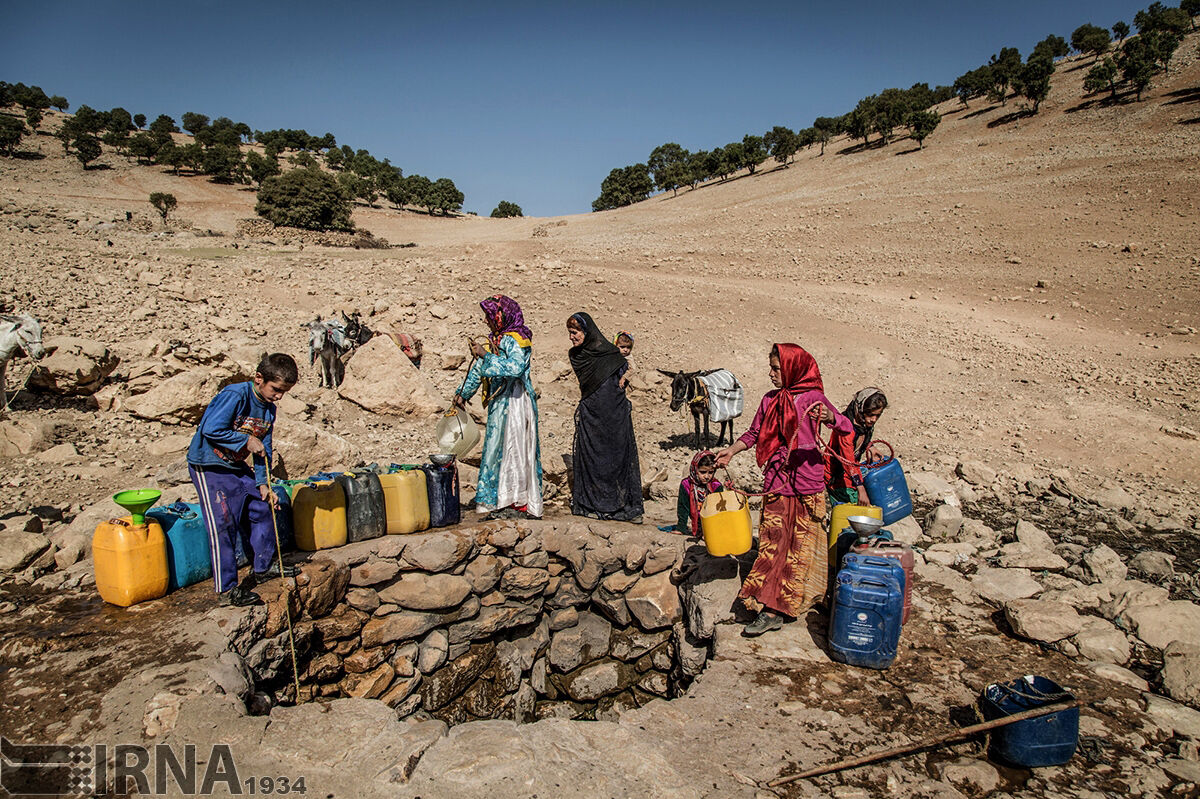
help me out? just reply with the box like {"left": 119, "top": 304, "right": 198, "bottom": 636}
{"left": 767, "top": 699, "right": 1084, "bottom": 788}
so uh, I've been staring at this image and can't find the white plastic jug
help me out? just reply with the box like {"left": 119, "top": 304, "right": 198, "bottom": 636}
{"left": 436, "top": 408, "right": 480, "bottom": 457}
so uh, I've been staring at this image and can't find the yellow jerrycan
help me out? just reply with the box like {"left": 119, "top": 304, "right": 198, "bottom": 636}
{"left": 700, "top": 489, "right": 753, "bottom": 557}
{"left": 378, "top": 467, "right": 431, "bottom": 535}
{"left": 829, "top": 502, "right": 883, "bottom": 548}
{"left": 93, "top": 517, "right": 169, "bottom": 607}
{"left": 292, "top": 480, "right": 348, "bottom": 551}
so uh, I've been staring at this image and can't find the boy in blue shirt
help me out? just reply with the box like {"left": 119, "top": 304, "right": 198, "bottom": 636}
{"left": 187, "top": 353, "right": 298, "bottom": 606}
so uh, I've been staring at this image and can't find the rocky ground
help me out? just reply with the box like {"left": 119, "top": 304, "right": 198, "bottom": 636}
{"left": 1, "top": 39, "right": 1199, "bottom": 798}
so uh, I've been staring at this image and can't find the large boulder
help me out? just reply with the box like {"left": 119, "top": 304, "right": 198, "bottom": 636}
{"left": 1004, "top": 598, "right": 1082, "bottom": 643}
{"left": 1162, "top": 641, "right": 1200, "bottom": 708}
{"left": 0, "top": 529, "right": 51, "bottom": 572}
{"left": 1124, "top": 600, "right": 1200, "bottom": 650}
{"left": 26, "top": 337, "right": 118, "bottom": 395}
{"left": 0, "top": 417, "right": 53, "bottom": 457}
{"left": 337, "top": 336, "right": 443, "bottom": 416}
{"left": 273, "top": 418, "right": 352, "bottom": 477}
{"left": 124, "top": 369, "right": 244, "bottom": 425}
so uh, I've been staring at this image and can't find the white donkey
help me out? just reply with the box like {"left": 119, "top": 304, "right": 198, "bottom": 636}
{"left": 0, "top": 313, "right": 46, "bottom": 412}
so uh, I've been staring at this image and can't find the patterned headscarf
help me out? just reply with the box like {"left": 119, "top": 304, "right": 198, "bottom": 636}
{"left": 480, "top": 295, "right": 532, "bottom": 343}
{"left": 755, "top": 343, "right": 824, "bottom": 468}
{"left": 845, "top": 387, "right": 885, "bottom": 460}
{"left": 613, "top": 330, "right": 634, "bottom": 346}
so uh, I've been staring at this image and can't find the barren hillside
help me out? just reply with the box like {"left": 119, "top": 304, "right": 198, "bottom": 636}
{"left": 1, "top": 41, "right": 1198, "bottom": 532}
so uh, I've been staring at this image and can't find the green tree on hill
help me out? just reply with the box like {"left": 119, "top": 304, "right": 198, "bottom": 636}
{"left": 1112, "top": 21, "right": 1130, "bottom": 43}
{"left": 1135, "top": 2, "right": 1190, "bottom": 35}
{"left": 648, "top": 142, "right": 690, "bottom": 195}
{"left": 906, "top": 110, "right": 940, "bottom": 148}
{"left": 149, "top": 192, "right": 177, "bottom": 221}
{"left": 873, "top": 88, "right": 911, "bottom": 144}
{"left": 180, "top": 112, "right": 209, "bottom": 134}
{"left": 847, "top": 97, "right": 876, "bottom": 145}
{"left": 245, "top": 150, "right": 281, "bottom": 186}
{"left": 953, "top": 65, "right": 993, "bottom": 107}
{"left": 491, "top": 201, "right": 522, "bottom": 218}
{"left": 25, "top": 107, "right": 43, "bottom": 131}
{"left": 686, "top": 149, "right": 709, "bottom": 187}
{"left": 429, "top": 178, "right": 464, "bottom": 215}
{"left": 127, "top": 132, "right": 161, "bottom": 163}
{"left": 764, "top": 125, "right": 799, "bottom": 165}
{"left": 133, "top": 113, "right": 146, "bottom": 129}
{"left": 1014, "top": 54, "right": 1056, "bottom": 112}
{"left": 1084, "top": 58, "right": 1120, "bottom": 99}
{"left": 1182, "top": 0, "right": 1199, "bottom": 28}
{"left": 592, "top": 164, "right": 652, "bottom": 211}
{"left": 988, "top": 47, "right": 1023, "bottom": 104}
{"left": 740, "top": 134, "right": 767, "bottom": 174}
{"left": 1032, "top": 34, "right": 1069, "bottom": 62}
{"left": 149, "top": 114, "right": 179, "bottom": 136}
{"left": 813, "top": 116, "right": 839, "bottom": 154}
{"left": 256, "top": 167, "right": 353, "bottom": 231}
{"left": 1071, "top": 24, "right": 1111, "bottom": 60}
{"left": 49, "top": 95, "right": 68, "bottom": 112}
{"left": 73, "top": 134, "right": 101, "bottom": 169}
{"left": 0, "top": 115, "right": 25, "bottom": 156}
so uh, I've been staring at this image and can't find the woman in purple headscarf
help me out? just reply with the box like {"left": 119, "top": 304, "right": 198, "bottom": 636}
{"left": 453, "top": 295, "right": 543, "bottom": 519}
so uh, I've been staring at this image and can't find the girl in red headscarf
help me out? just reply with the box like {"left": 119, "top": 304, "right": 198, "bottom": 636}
{"left": 715, "top": 344, "right": 852, "bottom": 636}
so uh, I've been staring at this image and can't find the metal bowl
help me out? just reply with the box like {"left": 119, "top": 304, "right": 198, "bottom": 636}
{"left": 429, "top": 453, "right": 456, "bottom": 466}
{"left": 846, "top": 515, "right": 885, "bottom": 535}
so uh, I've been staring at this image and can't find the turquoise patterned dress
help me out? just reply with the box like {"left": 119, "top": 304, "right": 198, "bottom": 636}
{"left": 456, "top": 334, "right": 543, "bottom": 516}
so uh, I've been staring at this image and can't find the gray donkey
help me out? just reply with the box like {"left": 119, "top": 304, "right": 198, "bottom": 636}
{"left": 304, "top": 317, "right": 350, "bottom": 388}
{"left": 0, "top": 313, "right": 46, "bottom": 412}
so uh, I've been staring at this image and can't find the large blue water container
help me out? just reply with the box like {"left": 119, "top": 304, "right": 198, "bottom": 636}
{"left": 841, "top": 553, "right": 906, "bottom": 595}
{"left": 146, "top": 501, "right": 212, "bottom": 591}
{"left": 828, "top": 567, "right": 903, "bottom": 670}
{"left": 422, "top": 463, "right": 461, "bottom": 528}
{"left": 834, "top": 530, "right": 893, "bottom": 572}
{"left": 980, "top": 676, "right": 1079, "bottom": 767}
{"left": 863, "top": 458, "right": 913, "bottom": 525}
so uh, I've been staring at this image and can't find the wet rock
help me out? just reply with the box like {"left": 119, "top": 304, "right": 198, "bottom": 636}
{"left": 970, "top": 567, "right": 1041, "bottom": 604}
{"left": 1162, "top": 641, "right": 1200, "bottom": 708}
{"left": 592, "top": 587, "right": 631, "bottom": 625}
{"left": 27, "top": 336, "right": 118, "bottom": 395}
{"left": 379, "top": 573, "right": 472, "bottom": 611}
{"left": 338, "top": 336, "right": 442, "bottom": 416}
{"left": 549, "top": 611, "right": 612, "bottom": 672}
{"left": 625, "top": 570, "right": 682, "bottom": 630}
{"left": 559, "top": 660, "right": 635, "bottom": 702}
{"left": 925, "top": 504, "right": 963, "bottom": 540}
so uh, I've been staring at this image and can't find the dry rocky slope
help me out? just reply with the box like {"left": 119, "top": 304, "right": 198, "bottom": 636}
{"left": 0, "top": 41, "right": 1198, "bottom": 798}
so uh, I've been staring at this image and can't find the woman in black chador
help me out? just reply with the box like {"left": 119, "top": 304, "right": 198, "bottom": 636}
{"left": 567, "top": 312, "right": 644, "bottom": 523}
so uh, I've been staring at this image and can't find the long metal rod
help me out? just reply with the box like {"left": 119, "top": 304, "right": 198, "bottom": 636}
{"left": 767, "top": 698, "right": 1084, "bottom": 787}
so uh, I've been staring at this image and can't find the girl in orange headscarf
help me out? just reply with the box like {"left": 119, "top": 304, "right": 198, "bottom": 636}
{"left": 715, "top": 344, "right": 852, "bottom": 636}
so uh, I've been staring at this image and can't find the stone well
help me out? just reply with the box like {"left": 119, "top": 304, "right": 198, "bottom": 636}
{"left": 211, "top": 519, "right": 715, "bottom": 725}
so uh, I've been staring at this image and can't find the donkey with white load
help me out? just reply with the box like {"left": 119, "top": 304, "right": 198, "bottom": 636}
{"left": 304, "top": 317, "right": 351, "bottom": 389}
{"left": 0, "top": 313, "right": 46, "bottom": 412}
{"left": 658, "top": 367, "right": 744, "bottom": 449}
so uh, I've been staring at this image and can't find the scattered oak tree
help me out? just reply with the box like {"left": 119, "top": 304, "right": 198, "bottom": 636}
{"left": 0, "top": 115, "right": 25, "bottom": 156}
{"left": 255, "top": 167, "right": 354, "bottom": 231}
{"left": 1014, "top": 54, "right": 1056, "bottom": 112}
{"left": 906, "top": 110, "right": 941, "bottom": 148}
{"left": 1112, "top": 21, "right": 1130, "bottom": 43}
{"left": 490, "top": 201, "right": 522, "bottom": 218}
{"left": 149, "top": 192, "right": 177, "bottom": 221}
{"left": 73, "top": 134, "right": 102, "bottom": 168}
{"left": 1084, "top": 58, "right": 1120, "bottom": 100}
{"left": 1071, "top": 24, "right": 1112, "bottom": 60}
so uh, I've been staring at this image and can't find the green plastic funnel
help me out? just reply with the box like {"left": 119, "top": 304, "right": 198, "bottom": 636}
{"left": 112, "top": 489, "right": 162, "bottom": 526}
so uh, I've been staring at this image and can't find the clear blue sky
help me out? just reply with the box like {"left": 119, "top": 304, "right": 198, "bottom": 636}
{"left": 3, "top": 0, "right": 1148, "bottom": 216}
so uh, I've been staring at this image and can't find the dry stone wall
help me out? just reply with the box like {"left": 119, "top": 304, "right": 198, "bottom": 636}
{"left": 213, "top": 519, "right": 701, "bottom": 725}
